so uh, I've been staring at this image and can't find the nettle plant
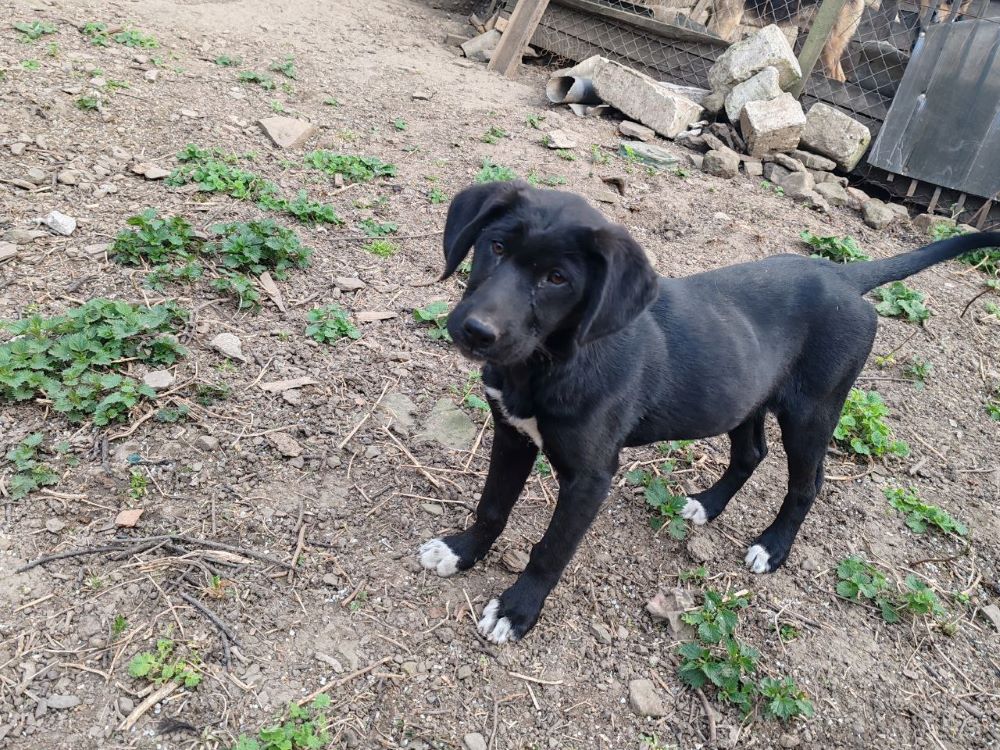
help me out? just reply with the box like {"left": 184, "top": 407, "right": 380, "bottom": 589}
{"left": 1, "top": 299, "right": 186, "bottom": 424}
{"left": 833, "top": 388, "right": 909, "bottom": 458}
{"left": 5, "top": 432, "right": 59, "bottom": 499}
{"left": 799, "top": 231, "right": 870, "bottom": 263}
{"left": 835, "top": 556, "right": 947, "bottom": 625}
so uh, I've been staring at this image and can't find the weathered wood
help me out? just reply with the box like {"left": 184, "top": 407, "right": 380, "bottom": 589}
{"left": 789, "top": 0, "right": 850, "bottom": 97}
{"left": 553, "top": 0, "right": 727, "bottom": 45}
{"left": 488, "top": 0, "right": 551, "bottom": 78}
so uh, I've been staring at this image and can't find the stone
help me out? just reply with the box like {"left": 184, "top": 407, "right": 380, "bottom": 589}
{"left": 687, "top": 534, "right": 715, "bottom": 563}
{"left": 740, "top": 93, "right": 806, "bottom": 157}
{"left": 501, "top": 549, "right": 529, "bottom": 573}
{"left": 144, "top": 69, "right": 158, "bottom": 82}
{"left": 618, "top": 120, "right": 655, "bottom": 142}
{"left": 195, "top": 435, "right": 220, "bottom": 451}
{"left": 763, "top": 162, "right": 790, "bottom": 182}
{"left": 43, "top": 211, "right": 77, "bottom": 236}
{"left": 546, "top": 129, "right": 577, "bottom": 149}
{"left": 658, "top": 82, "right": 711, "bottom": 106}
{"left": 800, "top": 103, "right": 871, "bottom": 170}
{"left": 814, "top": 181, "right": 850, "bottom": 208}
{"left": 688, "top": 153, "right": 704, "bottom": 170}
{"left": 703, "top": 148, "right": 741, "bottom": 179}
{"left": 46, "top": 695, "right": 80, "bottom": 710}
{"left": 809, "top": 169, "right": 846, "bottom": 185}
{"left": 790, "top": 149, "right": 837, "bottom": 171}
{"left": 412, "top": 90, "right": 433, "bottom": 101}
{"left": 863, "top": 199, "right": 896, "bottom": 229}
{"left": 846, "top": 187, "right": 870, "bottom": 210}
{"left": 913, "top": 213, "right": 954, "bottom": 234}
{"left": 592, "top": 59, "right": 702, "bottom": 138}
{"left": 0, "top": 243, "right": 16, "bottom": 263}
{"left": 379, "top": 392, "right": 417, "bottom": 433}
{"left": 334, "top": 276, "right": 366, "bottom": 292}
{"left": 771, "top": 168, "right": 815, "bottom": 198}
{"left": 4, "top": 229, "right": 47, "bottom": 244}
{"left": 742, "top": 158, "right": 763, "bottom": 176}
{"left": 444, "top": 32, "right": 470, "bottom": 46}
{"left": 463, "top": 733, "right": 488, "bottom": 750}
{"left": 620, "top": 141, "right": 678, "bottom": 170}
{"left": 142, "top": 370, "right": 174, "bottom": 390}
{"left": 457, "top": 664, "right": 473, "bottom": 680}
{"left": 780, "top": 734, "right": 801, "bottom": 748}
{"left": 257, "top": 116, "right": 318, "bottom": 149}
{"left": 10, "top": 142, "right": 27, "bottom": 156}
{"left": 702, "top": 132, "right": 727, "bottom": 151}
{"left": 591, "top": 622, "right": 613, "bottom": 644}
{"left": 356, "top": 310, "right": 396, "bottom": 323}
{"left": 269, "top": 432, "right": 303, "bottom": 458}
{"left": 724, "top": 66, "right": 781, "bottom": 123}
{"left": 180, "top": 109, "right": 200, "bottom": 118}
{"left": 708, "top": 24, "right": 802, "bottom": 96}
{"left": 460, "top": 29, "right": 501, "bottom": 62}
{"left": 26, "top": 167, "right": 48, "bottom": 185}
{"left": 142, "top": 166, "right": 171, "bottom": 180}
{"left": 260, "top": 377, "right": 317, "bottom": 394}
{"left": 700, "top": 90, "right": 725, "bottom": 116}
{"left": 887, "top": 203, "right": 910, "bottom": 223}
{"left": 420, "top": 502, "right": 443, "bottom": 516}
{"left": 210, "top": 332, "right": 246, "bottom": 361}
{"left": 114, "top": 509, "right": 143, "bottom": 527}
{"left": 416, "top": 398, "right": 476, "bottom": 451}
{"left": 117, "top": 697, "right": 135, "bottom": 714}
{"left": 57, "top": 170, "right": 81, "bottom": 185}
{"left": 628, "top": 679, "right": 666, "bottom": 718}
{"left": 770, "top": 152, "right": 805, "bottom": 172}
{"left": 646, "top": 588, "right": 696, "bottom": 638}
{"left": 980, "top": 604, "right": 1000, "bottom": 631}
{"left": 45, "top": 518, "right": 66, "bottom": 533}
{"left": 795, "top": 190, "right": 830, "bottom": 213}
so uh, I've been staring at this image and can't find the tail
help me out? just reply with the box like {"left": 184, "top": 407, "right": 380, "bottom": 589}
{"left": 840, "top": 232, "right": 1000, "bottom": 293}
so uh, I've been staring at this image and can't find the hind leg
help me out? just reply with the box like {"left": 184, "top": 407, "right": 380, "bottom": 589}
{"left": 745, "top": 396, "right": 846, "bottom": 573}
{"left": 820, "top": 0, "right": 864, "bottom": 82}
{"left": 682, "top": 408, "right": 768, "bottom": 525}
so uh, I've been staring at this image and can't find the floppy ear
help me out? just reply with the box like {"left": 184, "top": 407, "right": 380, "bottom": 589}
{"left": 576, "top": 225, "right": 659, "bottom": 345}
{"left": 440, "top": 181, "right": 523, "bottom": 280}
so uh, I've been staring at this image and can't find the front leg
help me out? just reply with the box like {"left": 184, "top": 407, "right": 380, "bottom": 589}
{"left": 478, "top": 467, "right": 613, "bottom": 644}
{"left": 418, "top": 409, "right": 537, "bottom": 577}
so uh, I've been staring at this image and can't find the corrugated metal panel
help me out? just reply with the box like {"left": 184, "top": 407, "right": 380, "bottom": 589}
{"left": 868, "top": 19, "right": 1000, "bottom": 198}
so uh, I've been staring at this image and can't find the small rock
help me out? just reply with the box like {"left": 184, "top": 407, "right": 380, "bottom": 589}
{"left": 779, "top": 734, "right": 801, "bottom": 748}
{"left": 702, "top": 147, "right": 741, "bottom": 179}
{"left": 142, "top": 370, "right": 174, "bottom": 390}
{"left": 435, "top": 627, "right": 455, "bottom": 644}
{"left": 591, "top": 622, "right": 613, "bottom": 645}
{"left": 415, "top": 398, "right": 476, "bottom": 451}
{"left": 356, "top": 310, "right": 396, "bottom": 323}
{"left": 111, "top": 146, "right": 132, "bottom": 161}
{"left": 501, "top": 549, "right": 529, "bottom": 573}
{"left": 463, "top": 733, "right": 488, "bottom": 750}
{"left": 4, "top": 229, "right": 47, "bottom": 244}
{"left": 846, "top": 186, "right": 870, "bottom": 211}
{"left": 142, "top": 166, "right": 171, "bottom": 180}
{"left": 546, "top": 129, "right": 577, "bottom": 149}
{"left": 724, "top": 65, "right": 781, "bottom": 123}
{"left": 770, "top": 152, "right": 805, "bottom": 173}
{"left": 742, "top": 158, "right": 763, "bottom": 177}
{"left": 412, "top": 90, "right": 433, "bottom": 101}
{"left": 144, "top": 69, "right": 159, "bottom": 83}
{"left": 401, "top": 661, "right": 418, "bottom": 676}
{"left": 687, "top": 534, "right": 715, "bottom": 563}
{"left": 10, "top": 142, "right": 27, "bottom": 156}
{"left": 618, "top": 120, "right": 655, "bottom": 142}
{"left": 257, "top": 116, "right": 318, "bottom": 149}
{"left": 117, "top": 697, "right": 135, "bottom": 714}
{"left": 195, "top": 434, "right": 219, "bottom": 452}
{"left": 628, "top": 679, "right": 666, "bottom": 718}
{"left": 321, "top": 573, "right": 340, "bottom": 587}
{"left": 335, "top": 276, "right": 366, "bottom": 291}
{"left": 708, "top": 23, "right": 802, "bottom": 96}
{"left": 688, "top": 153, "right": 704, "bottom": 170}
{"left": 740, "top": 93, "right": 806, "bottom": 157}
{"left": 46, "top": 695, "right": 80, "bottom": 710}
{"left": 886, "top": 203, "right": 910, "bottom": 223}
{"left": 90, "top": 76, "right": 106, "bottom": 87}
{"left": 646, "top": 589, "right": 696, "bottom": 638}
{"left": 457, "top": 665, "right": 473, "bottom": 680}
{"left": 800, "top": 102, "right": 871, "bottom": 171}
{"left": 180, "top": 108, "right": 200, "bottom": 118}
{"left": 420, "top": 503, "right": 443, "bottom": 516}
{"left": 771, "top": 168, "right": 815, "bottom": 198}
{"left": 863, "top": 199, "right": 896, "bottom": 230}
{"left": 619, "top": 141, "right": 678, "bottom": 170}
{"left": 209, "top": 332, "right": 246, "bottom": 361}
{"left": 115, "top": 509, "right": 143, "bottom": 528}
{"left": 460, "top": 29, "right": 501, "bottom": 62}
{"left": 45, "top": 519, "right": 66, "bottom": 533}
{"left": 979, "top": 604, "right": 1000, "bottom": 631}
{"left": 57, "top": 170, "right": 81, "bottom": 185}
{"left": 34, "top": 134, "right": 50, "bottom": 149}
{"left": 814, "top": 181, "right": 850, "bottom": 208}
{"left": 444, "top": 32, "right": 470, "bottom": 47}
{"left": 790, "top": 149, "right": 837, "bottom": 171}
{"left": 0, "top": 243, "right": 17, "bottom": 263}
{"left": 26, "top": 167, "right": 49, "bottom": 185}
{"left": 269, "top": 432, "right": 303, "bottom": 458}
{"left": 913, "top": 213, "right": 954, "bottom": 235}
{"left": 43, "top": 211, "right": 76, "bottom": 236}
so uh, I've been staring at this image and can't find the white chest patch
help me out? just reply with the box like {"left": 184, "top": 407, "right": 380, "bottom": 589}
{"left": 484, "top": 387, "right": 543, "bottom": 450}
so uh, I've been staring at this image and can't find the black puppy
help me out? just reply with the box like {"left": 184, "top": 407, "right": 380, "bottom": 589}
{"left": 418, "top": 180, "right": 1000, "bottom": 644}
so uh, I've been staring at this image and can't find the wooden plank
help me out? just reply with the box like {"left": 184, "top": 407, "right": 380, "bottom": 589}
{"left": 488, "top": 0, "right": 551, "bottom": 78}
{"left": 906, "top": 178, "right": 918, "bottom": 197}
{"left": 790, "top": 0, "right": 849, "bottom": 97}
{"left": 552, "top": 0, "right": 729, "bottom": 46}
{"left": 927, "top": 185, "right": 942, "bottom": 214}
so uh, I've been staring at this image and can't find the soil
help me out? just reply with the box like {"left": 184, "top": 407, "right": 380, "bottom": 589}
{"left": 1, "top": 0, "right": 999, "bottom": 748}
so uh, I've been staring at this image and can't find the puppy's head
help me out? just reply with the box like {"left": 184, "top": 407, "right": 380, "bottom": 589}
{"left": 440, "top": 181, "right": 658, "bottom": 366}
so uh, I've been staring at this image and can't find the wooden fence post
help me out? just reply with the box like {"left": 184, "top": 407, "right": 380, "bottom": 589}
{"left": 487, "top": 0, "right": 551, "bottom": 78}
{"left": 788, "top": 0, "right": 849, "bottom": 97}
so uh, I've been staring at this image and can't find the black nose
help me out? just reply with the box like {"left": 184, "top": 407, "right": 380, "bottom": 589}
{"left": 463, "top": 317, "right": 497, "bottom": 348}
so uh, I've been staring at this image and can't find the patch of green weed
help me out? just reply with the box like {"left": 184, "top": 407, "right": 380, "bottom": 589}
{"left": 306, "top": 305, "right": 360, "bottom": 343}
{"left": 113, "top": 28, "right": 157, "bottom": 47}
{"left": 800, "top": 231, "right": 870, "bottom": 263}
{"left": 5, "top": 433, "right": 58, "bottom": 500}
{"left": 475, "top": 159, "right": 516, "bottom": 183}
{"left": 128, "top": 638, "right": 201, "bottom": 688}
{"left": 482, "top": 125, "right": 508, "bottom": 144}
{"left": 833, "top": 388, "right": 909, "bottom": 458}
{"left": 365, "top": 239, "right": 397, "bottom": 258}
{"left": 214, "top": 54, "right": 240, "bottom": 66}
{"left": 359, "top": 218, "right": 398, "bottom": 237}
{"left": 112, "top": 209, "right": 194, "bottom": 266}
{"left": 237, "top": 70, "right": 276, "bottom": 90}
{"left": 884, "top": 486, "right": 966, "bottom": 536}
{"left": 303, "top": 151, "right": 396, "bottom": 183}
{"left": 231, "top": 695, "right": 332, "bottom": 750}
{"left": 269, "top": 55, "right": 296, "bottom": 79}
{"left": 14, "top": 21, "right": 56, "bottom": 41}
{"left": 873, "top": 282, "right": 930, "bottom": 323}
{"left": 413, "top": 301, "right": 450, "bottom": 341}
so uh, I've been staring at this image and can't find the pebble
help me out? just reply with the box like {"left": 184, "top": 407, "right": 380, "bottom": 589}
{"left": 546, "top": 128, "right": 577, "bottom": 149}
{"left": 435, "top": 627, "right": 455, "bottom": 644}
{"left": 501, "top": 549, "right": 528, "bottom": 573}
{"left": 117, "top": 697, "right": 135, "bottom": 714}
{"left": 43, "top": 211, "right": 77, "bottom": 236}
{"left": 10, "top": 142, "right": 27, "bottom": 156}
{"left": 628, "top": 679, "right": 666, "bottom": 717}
{"left": 591, "top": 622, "right": 613, "bottom": 645}
{"left": 45, "top": 519, "right": 66, "bottom": 533}
{"left": 779, "top": 734, "right": 801, "bottom": 748}
{"left": 457, "top": 665, "right": 473, "bottom": 680}
{"left": 269, "top": 432, "right": 303, "bottom": 458}
{"left": 463, "top": 733, "right": 488, "bottom": 750}
{"left": 321, "top": 573, "right": 340, "bottom": 587}
{"left": 57, "top": 170, "right": 81, "bottom": 185}
{"left": 420, "top": 503, "right": 443, "bottom": 516}
{"left": 25, "top": 167, "right": 49, "bottom": 185}
{"left": 210, "top": 332, "right": 246, "bottom": 361}
{"left": 0, "top": 243, "right": 17, "bottom": 263}
{"left": 46, "top": 695, "right": 81, "bottom": 710}
{"left": 4, "top": 229, "right": 47, "bottom": 244}
{"left": 194, "top": 435, "right": 219, "bottom": 451}
{"left": 143, "top": 370, "right": 174, "bottom": 390}
{"left": 335, "top": 276, "right": 366, "bottom": 292}
{"left": 144, "top": 69, "right": 159, "bottom": 82}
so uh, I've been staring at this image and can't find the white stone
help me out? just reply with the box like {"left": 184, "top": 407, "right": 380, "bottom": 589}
{"left": 592, "top": 58, "right": 702, "bottom": 139}
{"left": 800, "top": 103, "right": 871, "bottom": 171}
{"left": 43, "top": 211, "right": 76, "bottom": 236}
{"left": 618, "top": 120, "right": 655, "bottom": 142}
{"left": 725, "top": 66, "right": 781, "bottom": 124}
{"left": 740, "top": 93, "right": 806, "bottom": 157}
{"left": 209, "top": 332, "right": 246, "bottom": 361}
{"left": 257, "top": 116, "right": 318, "bottom": 149}
{"left": 709, "top": 24, "right": 802, "bottom": 96}
{"left": 143, "top": 370, "right": 175, "bottom": 390}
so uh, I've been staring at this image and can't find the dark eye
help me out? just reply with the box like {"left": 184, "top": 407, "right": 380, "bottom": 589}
{"left": 547, "top": 269, "right": 567, "bottom": 285}
{"left": 491, "top": 241, "right": 505, "bottom": 257}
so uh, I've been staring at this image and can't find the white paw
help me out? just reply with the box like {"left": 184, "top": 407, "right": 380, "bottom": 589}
{"left": 681, "top": 497, "right": 707, "bottom": 525}
{"left": 418, "top": 538, "right": 460, "bottom": 577}
{"left": 745, "top": 544, "right": 771, "bottom": 574}
{"left": 477, "top": 598, "right": 516, "bottom": 644}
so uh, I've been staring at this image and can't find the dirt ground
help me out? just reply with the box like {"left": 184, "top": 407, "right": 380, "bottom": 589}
{"left": 2, "top": 0, "right": 1000, "bottom": 748}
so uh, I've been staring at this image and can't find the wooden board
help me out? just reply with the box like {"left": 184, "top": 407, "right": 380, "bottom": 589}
{"left": 488, "top": 0, "right": 552, "bottom": 77}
